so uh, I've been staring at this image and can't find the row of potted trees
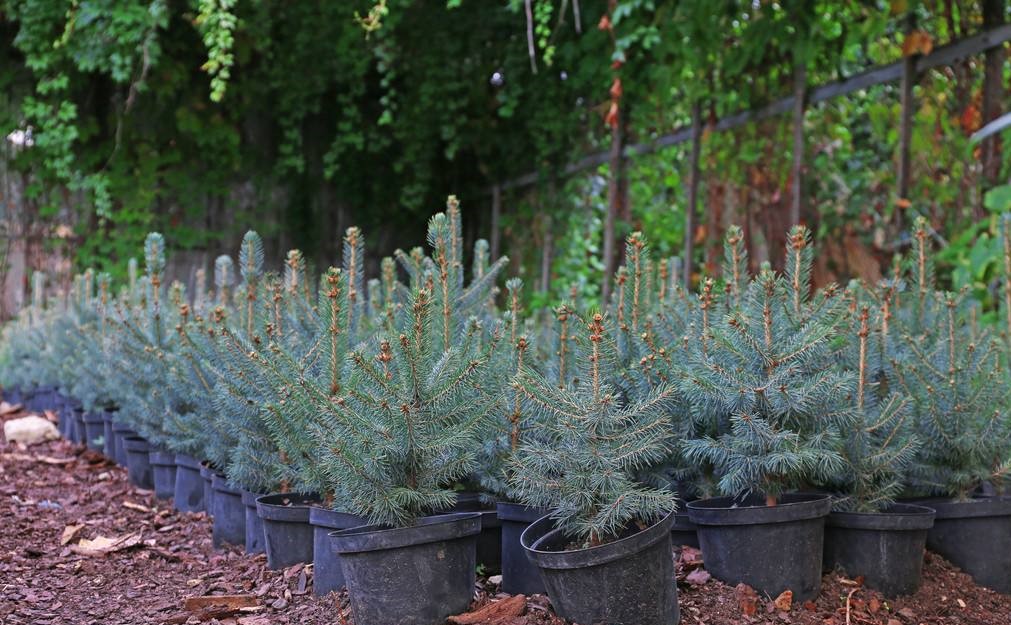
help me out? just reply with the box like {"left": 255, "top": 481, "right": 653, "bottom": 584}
{"left": 4, "top": 203, "right": 1011, "bottom": 625}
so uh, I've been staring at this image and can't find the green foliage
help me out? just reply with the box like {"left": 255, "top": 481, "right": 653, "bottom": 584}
{"left": 508, "top": 310, "right": 679, "bottom": 545}
{"left": 681, "top": 227, "right": 854, "bottom": 503}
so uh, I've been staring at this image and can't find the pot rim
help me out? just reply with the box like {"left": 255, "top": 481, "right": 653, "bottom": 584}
{"left": 174, "top": 454, "right": 202, "bottom": 470}
{"left": 687, "top": 493, "right": 831, "bottom": 526}
{"left": 255, "top": 493, "right": 319, "bottom": 522}
{"left": 122, "top": 436, "right": 150, "bottom": 452}
{"left": 309, "top": 506, "right": 368, "bottom": 530}
{"left": 826, "top": 503, "right": 935, "bottom": 531}
{"left": 905, "top": 495, "right": 1011, "bottom": 520}
{"left": 496, "top": 501, "right": 550, "bottom": 524}
{"left": 210, "top": 474, "right": 243, "bottom": 496}
{"left": 149, "top": 451, "right": 177, "bottom": 466}
{"left": 521, "top": 508, "right": 676, "bottom": 570}
{"left": 330, "top": 512, "right": 481, "bottom": 554}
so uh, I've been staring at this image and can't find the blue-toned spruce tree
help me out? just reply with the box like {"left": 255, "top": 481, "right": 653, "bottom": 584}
{"left": 681, "top": 226, "right": 854, "bottom": 505}
{"left": 508, "top": 309, "right": 680, "bottom": 546}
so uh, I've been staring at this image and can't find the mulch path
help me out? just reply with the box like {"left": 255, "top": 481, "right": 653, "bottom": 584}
{"left": 2, "top": 404, "right": 1010, "bottom": 625}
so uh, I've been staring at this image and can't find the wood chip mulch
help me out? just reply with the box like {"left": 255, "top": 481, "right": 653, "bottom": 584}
{"left": 2, "top": 406, "right": 1010, "bottom": 625}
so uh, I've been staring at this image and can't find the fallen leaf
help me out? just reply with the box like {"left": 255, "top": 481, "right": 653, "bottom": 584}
{"left": 736, "top": 583, "right": 759, "bottom": 617}
{"left": 448, "top": 594, "right": 526, "bottom": 624}
{"left": 70, "top": 531, "right": 143, "bottom": 556}
{"left": 0, "top": 402, "right": 23, "bottom": 415}
{"left": 685, "top": 568, "right": 711, "bottom": 586}
{"left": 123, "top": 501, "right": 150, "bottom": 513}
{"left": 957, "top": 598, "right": 966, "bottom": 608}
{"left": 60, "top": 524, "right": 84, "bottom": 546}
{"left": 774, "top": 589, "right": 793, "bottom": 612}
{"left": 898, "top": 607, "right": 916, "bottom": 619}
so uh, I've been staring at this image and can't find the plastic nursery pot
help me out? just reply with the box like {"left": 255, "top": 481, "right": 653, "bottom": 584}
{"left": 309, "top": 507, "right": 367, "bottom": 596}
{"left": 73, "top": 408, "right": 87, "bottom": 445}
{"left": 111, "top": 422, "right": 135, "bottom": 466}
{"left": 241, "top": 490, "right": 266, "bottom": 554}
{"left": 823, "top": 503, "right": 934, "bottom": 597}
{"left": 149, "top": 450, "right": 178, "bottom": 500}
{"left": 497, "top": 502, "right": 549, "bottom": 596}
{"left": 122, "top": 436, "right": 155, "bottom": 490}
{"left": 57, "top": 401, "right": 73, "bottom": 439}
{"left": 101, "top": 412, "right": 116, "bottom": 460}
{"left": 522, "top": 510, "right": 680, "bottom": 625}
{"left": 476, "top": 510, "right": 503, "bottom": 574}
{"left": 200, "top": 463, "right": 216, "bottom": 519}
{"left": 671, "top": 508, "right": 700, "bottom": 549}
{"left": 256, "top": 493, "right": 319, "bottom": 569}
{"left": 913, "top": 496, "right": 1011, "bottom": 594}
{"left": 210, "top": 471, "right": 245, "bottom": 546}
{"left": 330, "top": 512, "right": 481, "bottom": 625}
{"left": 687, "top": 493, "right": 832, "bottom": 602}
{"left": 173, "top": 454, "right": 206, "bottom": 513}
{"left": 211, "top": 474, "right": 246, "bottom": 547}
{"left": 82, "top": 412, "right": 106, "bottom": 453}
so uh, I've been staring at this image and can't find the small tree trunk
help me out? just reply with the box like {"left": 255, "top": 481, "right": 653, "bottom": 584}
{"left": 790, "top": 61, "right": 806, "bottom": 227}
{"left": 684, "top": 100, "right": 702, "bottom": 290}
{"left": 897, "top": 13, "right": 918, "bottom": 228}
{"left": 603, "top": 117, "right": 623, "bottom": 302}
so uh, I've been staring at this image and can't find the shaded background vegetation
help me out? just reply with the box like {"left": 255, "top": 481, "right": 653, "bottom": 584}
{"left": 0, "top": 0, "right": 1009, "bottom": 317}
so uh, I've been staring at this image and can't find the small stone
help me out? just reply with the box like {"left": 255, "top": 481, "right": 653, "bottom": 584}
{"left": 4, "top": 416, "right": 59, "bottom": 445}
{"left": 270, "top": 598, "right": 288, "bottom": 610}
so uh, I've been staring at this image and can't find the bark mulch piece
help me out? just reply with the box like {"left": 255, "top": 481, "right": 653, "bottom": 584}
{"left": 3, "top": 405, "right": 1011, "bottom": 625}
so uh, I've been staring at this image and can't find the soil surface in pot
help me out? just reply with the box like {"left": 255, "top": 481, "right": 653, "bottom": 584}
{"left": 3, "top": 403, "right": 1011, "bottom": 625}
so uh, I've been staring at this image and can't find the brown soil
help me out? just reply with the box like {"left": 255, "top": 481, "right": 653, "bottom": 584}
{"left": 2, "top": 406, "right": 1010, "bottom": 625}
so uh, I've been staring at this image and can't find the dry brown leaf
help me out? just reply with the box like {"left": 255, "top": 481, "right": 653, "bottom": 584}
{"left": 736, "top": 583, "right": 759, "bottom": 617}
{"left": 123, "top": 501, "right": 151, "bottom": 513}
{"left": 60, "top": 524, "right": 84, "bottom": 546}
{"left": 70, "top": 531, "right": 143, "bottom": 556}
{"left": 0, "top": 402, "right": 23, "bottom": 415}
{"left": 685, "top": 568, "right": 711, "bottom": 586}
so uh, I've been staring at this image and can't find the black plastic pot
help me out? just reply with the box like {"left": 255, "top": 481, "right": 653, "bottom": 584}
{"left": 82, "top": 412, "right": 105, "bottom": 452}
{"left": 73, "top": 408, "right": 86, "bottom": 445}
{"left": 5, "top": 387, "right": 21, "bottom": 406}
{"left": 241, "top": 489, "right": 266, "bottom": 554}
{"left": 687, "top": 493, "right": 831, "bottom": 602}
{"left": 173, "top": 454, "right": 206, "bottom": 513}
{"left": 256, "top": 493, "right": 318, "bottom": 569}
{"left": 200, "top": 463, "right": 216, "bottom": 518}
{"left": 309, "top": 507, "right": 367, "bottom": 596}
{"left": 102, "top": 412, "right": 116, "bottom": 460}
{"left": 497, "top": 502, "right": 548, "bottom": 596}
{"left": 476, "top": 510, "right": 502, "bottom": 574}
{"left": 914, "top": 496, "right": 1011, "bottom": 593}
{"left": 111, "top": 422, "right": 135, "bottom": 466}
{"left": 122, "top": 436, "right": 154, "bottom": 489}
{"left": 671, "top": 509, "right": 699, "bottom": 549}
{"left": 211, "top": 475, "right": 246, "bottom": 547}
{"left": 823, "top": 503, "right": 934, "bottom": 596}
{"left": 521, "top": 509, "right": 679, "bottom": 625}
{"left": 149, "top": 450, "right": 177, "bottom": 500}
{"left": 331, "top": 512, "right": 481, "bottom": 625}
{"left": 58, "top": 402, "right": 73, "bottom": 439}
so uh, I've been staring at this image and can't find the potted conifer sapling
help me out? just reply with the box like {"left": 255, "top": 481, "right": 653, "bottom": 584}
{"left": 821, "top": 304, "right": 934, "bottom": 596}
{"left": 513, "top": 311, "right": 681, "bottom": 625}
{"left": 684, "top": 227, "right": 849, "bottom": 601}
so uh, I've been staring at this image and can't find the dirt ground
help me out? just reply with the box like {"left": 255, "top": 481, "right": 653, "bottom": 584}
{"left": 2, "top": 404, "right": 1011, "bottom": 625}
